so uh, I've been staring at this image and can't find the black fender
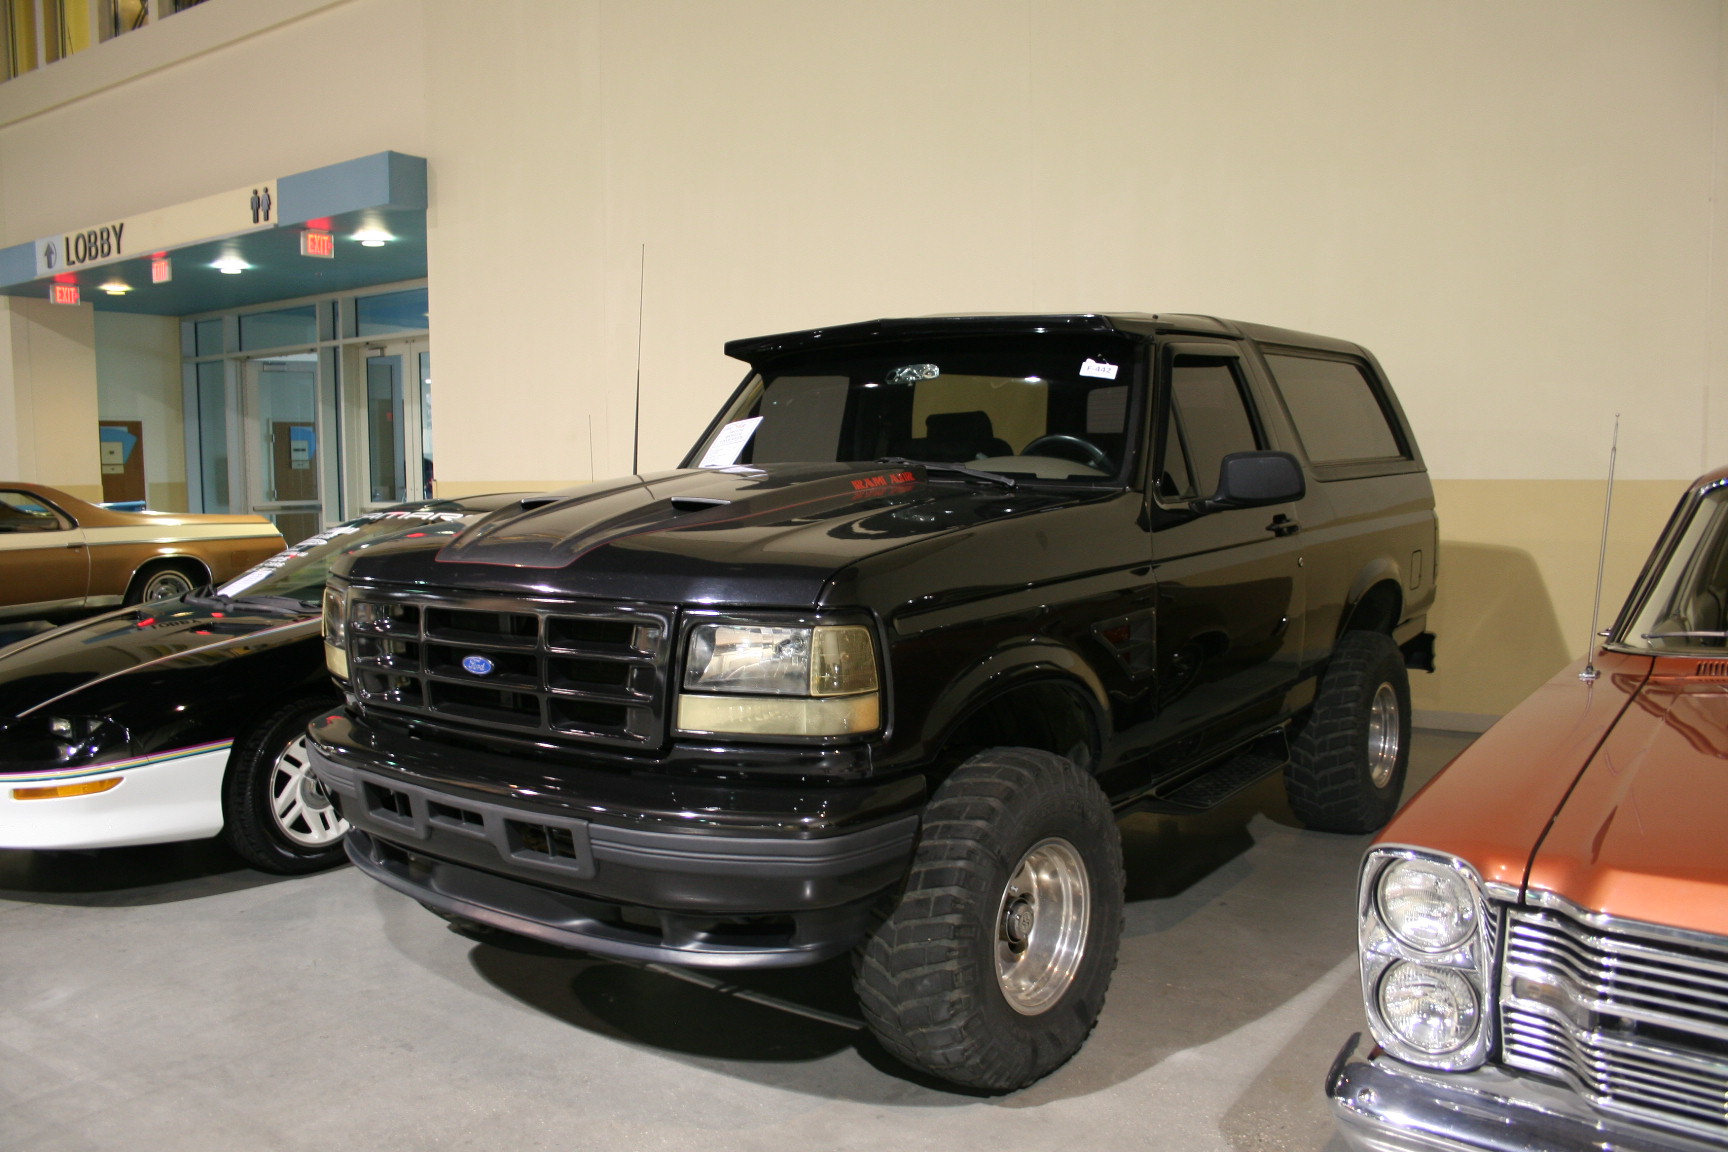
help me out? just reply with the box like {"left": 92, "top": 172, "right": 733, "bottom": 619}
{"left": 917, "top": 639, "right": 1111, "bottom": 772}
{"left": 1339, "top": 559, "right": 1405, "bottom": 638}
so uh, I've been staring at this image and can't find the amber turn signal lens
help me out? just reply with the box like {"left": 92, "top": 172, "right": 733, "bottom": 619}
{"left": 12, "top": 777, "right": 123, "bottom": 801}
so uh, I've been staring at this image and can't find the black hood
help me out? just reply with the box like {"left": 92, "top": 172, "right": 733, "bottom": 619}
{"left": 0, "top": 603, "right": 316, "bottom": 721}
{"left": 336, "top": 464, "right": 1084, "bottom": 607}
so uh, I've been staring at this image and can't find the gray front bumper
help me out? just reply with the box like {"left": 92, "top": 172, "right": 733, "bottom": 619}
{"left": 1327, "top": 1033, "right": 1723, "bottom": 1152}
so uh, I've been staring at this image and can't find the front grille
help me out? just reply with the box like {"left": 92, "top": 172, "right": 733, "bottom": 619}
{"left": 1501, "top": 904, "right": 1728, "bottom": 1141}
{"left": 346, "top": 588, "right": 673, "bottom": 749}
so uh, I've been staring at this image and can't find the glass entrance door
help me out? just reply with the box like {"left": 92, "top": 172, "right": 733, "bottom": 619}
{"left": 242, "top": 353, "right": 323, "bottom": 542}
{"left": 344, "top": 339, "right": 432, "bottom": 512}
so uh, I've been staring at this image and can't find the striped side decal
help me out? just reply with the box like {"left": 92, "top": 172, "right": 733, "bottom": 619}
{"left": 3, "top": 739, "right": 233, "bottom": 786}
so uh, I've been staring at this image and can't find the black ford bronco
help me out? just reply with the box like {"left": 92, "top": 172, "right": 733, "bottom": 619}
{"left": 309, "top": 313, "right": 1436, "bottom": 1090}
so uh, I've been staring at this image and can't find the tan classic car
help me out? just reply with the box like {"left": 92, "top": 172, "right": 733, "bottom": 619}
{"left": 0, "top": 483, "right": 285, "bottom": 621}
{"left": 1328, "top": 465, "right": 1728, "bottom": 1152}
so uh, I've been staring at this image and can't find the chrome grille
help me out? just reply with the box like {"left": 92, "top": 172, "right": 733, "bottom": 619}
{"left": 345, "top": 589, "right": 673, "bottom": 749}
{"left": 1501, "top": 904, "right": 1728, "bottom": 1141}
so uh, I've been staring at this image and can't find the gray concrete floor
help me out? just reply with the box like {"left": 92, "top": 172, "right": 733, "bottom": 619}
{"left": 0, "top": 730, "right": 1475, "bottom": 1152}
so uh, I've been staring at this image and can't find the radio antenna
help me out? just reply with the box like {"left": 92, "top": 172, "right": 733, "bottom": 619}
{"left": 631, "top": 244, "right": 646, "bottom": 477}
{"left": 1580, "top": 414, "right": 1620, "bottom": 682}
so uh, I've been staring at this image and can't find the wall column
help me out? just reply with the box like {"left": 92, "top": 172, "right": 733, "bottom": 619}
{"left": 0, "top": 296, "right": 102, "bottom": 500}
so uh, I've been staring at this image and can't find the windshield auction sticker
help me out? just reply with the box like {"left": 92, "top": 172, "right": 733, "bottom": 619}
{"left": 1079, "top": 359, "right": 1119, "bottom": 380}
{"left": 698, "top": 417, "right": 764, "bottom": 468}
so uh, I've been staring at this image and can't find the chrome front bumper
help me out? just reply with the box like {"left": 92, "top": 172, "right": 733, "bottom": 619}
{"left": 1326, "top": 1033, "right": 1724, "bottom": 1152}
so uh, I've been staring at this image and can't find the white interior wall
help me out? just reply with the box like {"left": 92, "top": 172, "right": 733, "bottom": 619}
{"left": 94, "top": 311, "right": 185, "bottom": 509}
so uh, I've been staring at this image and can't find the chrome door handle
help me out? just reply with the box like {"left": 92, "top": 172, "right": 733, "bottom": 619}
{"left": 65, "top": 541, "right": 86, "bottom": 549}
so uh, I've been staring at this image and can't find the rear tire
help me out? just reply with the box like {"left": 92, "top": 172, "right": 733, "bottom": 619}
{"left": 1285, "top": 630, "right": 1411, "bottom": 834}
{"left": 125, "top": 560, "right": 203, "bottom": 605}
{"left": 855, "top": 747, "right": 1124, "bottom": 1091}
{"left": 223, "top": 698, "right": 349, "bottom": 874}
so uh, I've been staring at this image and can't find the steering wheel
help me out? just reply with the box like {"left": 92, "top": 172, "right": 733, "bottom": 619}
{"left": 1020, "top": 434, "right": 1112, "bottom": 473}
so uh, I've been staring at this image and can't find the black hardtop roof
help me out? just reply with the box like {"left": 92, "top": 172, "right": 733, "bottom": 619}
{"left": 723, "top": 313, "right": 1366, "bottom": 363}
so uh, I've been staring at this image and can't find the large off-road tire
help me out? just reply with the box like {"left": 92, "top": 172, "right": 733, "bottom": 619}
{"left": 124, "top": 560, "right": 204, "bottom": 605}
{"left": 1285, "top": 629, "right": 1411, "bottom": 834}
{"left": 855, "top": 747, "right": 1124, "bottom": 1092}
{"left": 223, "top": 698, "right": 349, "bottom": 874}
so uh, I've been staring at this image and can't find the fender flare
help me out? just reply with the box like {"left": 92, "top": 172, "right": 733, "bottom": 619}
{"left": 921, "top": 640, "right": 1111, "bottom": 767}
{"left": 1340, "top": 559, "right": 1405, "bottom": 637}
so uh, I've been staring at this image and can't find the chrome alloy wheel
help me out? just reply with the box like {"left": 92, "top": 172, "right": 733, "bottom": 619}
{"left": 141, "top": 568, "right": 195, "bottom": 601}
{"left": 1367, "top": 682, "right": 1401, "bottom": 789}
{"left": 269, "top": 734, "right": 347, "bottom": 848}
{"left": 995, "top": 837, "right": 1091, "bottom": 1015}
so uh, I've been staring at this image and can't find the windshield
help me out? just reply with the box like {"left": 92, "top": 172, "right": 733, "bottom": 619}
{"left": 216, "top": 509, "right": 478, "bottom": 604}
{"left": 1618, "top": 484, "right": 1728, "bottom": 654}
{"left": 687, "top": 335, "right": 1142, "bottom": 483}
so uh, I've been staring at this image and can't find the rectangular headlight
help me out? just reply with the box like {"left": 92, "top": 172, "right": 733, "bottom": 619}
{"left": 683, "top": 624, "right": 878, "bottom": 697}
{"left": 677, "top": 622, "right": 880, "bottom": 737}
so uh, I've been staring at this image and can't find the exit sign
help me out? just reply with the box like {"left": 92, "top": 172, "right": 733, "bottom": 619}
{"left": 50, "top": 283, "right": 81, "bottom": 305}
{"left": 151, "top": 257, "right": 172, "bottom": 283}
{"left": 300, "top": 230, "right": 335, "bottom": 258}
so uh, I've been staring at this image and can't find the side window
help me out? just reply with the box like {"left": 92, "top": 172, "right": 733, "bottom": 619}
{"left": 1155, "top": 358, "right": 1261, "bottom": 504}
{"left": 0, "top": 491, "right": 68, "bottom": 532}
{"left": 1263, "top": 353, "right": 1405, "bottom": 464}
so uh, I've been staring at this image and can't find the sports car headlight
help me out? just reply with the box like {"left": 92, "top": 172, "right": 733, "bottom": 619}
{"left": 1358, "top": 848, "right": 1494, "bottom": 1070}
{"left": 322, "top": 585, "right": 349, "bottom": 680}
{"left": 675, "top": 623, "right": 880, "bottom": 737}
{"left": 15, "top": 714, "right": 130, "bottom": 768}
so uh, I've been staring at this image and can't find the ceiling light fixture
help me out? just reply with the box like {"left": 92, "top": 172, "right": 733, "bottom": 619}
{"left": 352, "top": 228, "right": 393, "bottom": 247}
{"left": 213, "top": 256, "right": 248, "bottom": 275}
{"left": 101, "top": 280, "right": 133, "bottom": 295}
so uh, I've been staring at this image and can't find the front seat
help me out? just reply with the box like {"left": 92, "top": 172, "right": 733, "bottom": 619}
{"left": 894, "top": 410, "right": 1013, "bottom": 462}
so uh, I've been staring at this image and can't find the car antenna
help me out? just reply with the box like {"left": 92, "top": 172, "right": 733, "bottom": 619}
{"left": 1580, "top": 414, "right": 1620, "bottom": 683}
{"left": 631, "top": 243, "right": 646, "bottom": 477}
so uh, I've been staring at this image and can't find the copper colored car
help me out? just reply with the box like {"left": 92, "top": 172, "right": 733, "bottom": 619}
{"left": 0, "top": 483, "right": 284, "bottom": 620}
{"left": 1328, "top": 466, "right": 1728, "bottom": 1152}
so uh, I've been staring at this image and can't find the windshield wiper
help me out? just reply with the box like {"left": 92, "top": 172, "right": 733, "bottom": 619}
{"left": 1639, "top": 630, "right": 1728, "bottom": 640}
{"left": 876, "top": 457, "right": 1017, "bottom": 490}
{"left": 183, "top": 591, "right": 311, "bottom": 619}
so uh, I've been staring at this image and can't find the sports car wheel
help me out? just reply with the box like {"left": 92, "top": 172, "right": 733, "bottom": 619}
{"left": 224, "top": 697, "right": 349, "bottom": 874}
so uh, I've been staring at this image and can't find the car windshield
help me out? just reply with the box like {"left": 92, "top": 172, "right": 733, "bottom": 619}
{"left": 1618, "top": 484, "right": 1728, "bottom": 653}
{"left": 215, "top": 509, "right": 478, "bottom": 605}
{"left": 687, "top": 335, "right": 1142, "bottom": 483}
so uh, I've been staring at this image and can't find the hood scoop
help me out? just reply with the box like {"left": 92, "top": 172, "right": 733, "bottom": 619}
{"left": 435, "top": 465, "right": 926, "bottom": 569}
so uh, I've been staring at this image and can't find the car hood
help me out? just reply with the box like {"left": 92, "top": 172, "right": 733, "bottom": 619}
{"left": 337, "top": 463, "right": 1084, "bottom": 607}
{"left": 1526, "top": 659, "right": 1728, "bottom": 938}
{"left": 0, "top": 603, "right": 317, "bottom": 721}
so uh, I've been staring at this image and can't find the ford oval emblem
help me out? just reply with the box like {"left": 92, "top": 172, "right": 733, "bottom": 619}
{"left": 462, "top": 654, "right": 495, "bottom": 676}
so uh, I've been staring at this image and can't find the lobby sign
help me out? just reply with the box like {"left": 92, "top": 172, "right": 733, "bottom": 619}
{"left": 33, "top": 180, "right": 280, "bottom": 278}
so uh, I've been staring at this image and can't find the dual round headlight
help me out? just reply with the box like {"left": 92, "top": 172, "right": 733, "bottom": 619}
{"left": 1359, "top": 850, "right": 1490, "bottom": 1067}
{"left": 1377, "top": 960, "right": 1480, "bottom": 1054}
{"left": 1377, "top": 857, "right": 1477, "bottom": 952}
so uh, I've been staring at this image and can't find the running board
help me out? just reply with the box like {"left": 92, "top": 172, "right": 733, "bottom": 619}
{"left": 1137, "top": 729, "right": 1290, "bottom": 815}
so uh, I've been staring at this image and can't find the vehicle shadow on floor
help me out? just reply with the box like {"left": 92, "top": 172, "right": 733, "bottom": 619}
{"left": 0, "top": 838, "right": 293, "bottom": 906}
{"left": 449, "top": 732, "right": 1475, "bottom": 1105}
{"left": 455, "top": 765, "right": 1365, "bottom": 1106}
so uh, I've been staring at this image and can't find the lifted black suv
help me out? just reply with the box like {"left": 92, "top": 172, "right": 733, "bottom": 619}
{"left": 310, "top": 313, "right": 1436, "bottom": 1090}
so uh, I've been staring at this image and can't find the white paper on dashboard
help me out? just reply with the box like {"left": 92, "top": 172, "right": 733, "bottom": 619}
{"left": 698, "top": 417, "right": 764, "bottom": 467}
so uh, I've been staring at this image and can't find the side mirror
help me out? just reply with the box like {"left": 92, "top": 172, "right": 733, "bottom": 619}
{"left": 1191, "top": 451, "right": 1305, "bottom": 514}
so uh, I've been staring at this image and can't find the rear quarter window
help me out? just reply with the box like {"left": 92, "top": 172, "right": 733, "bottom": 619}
{"left": 1263, "top": 353, "right": 1406, "bottom": 465}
